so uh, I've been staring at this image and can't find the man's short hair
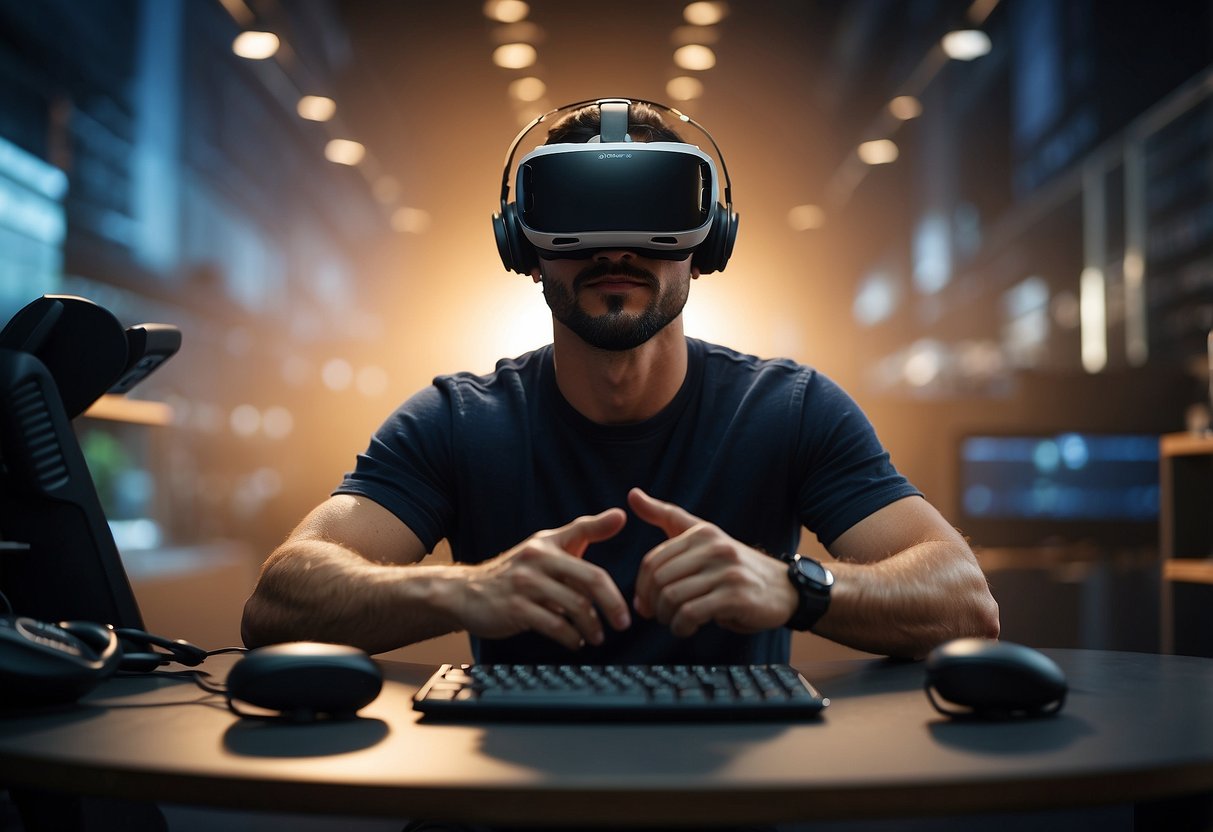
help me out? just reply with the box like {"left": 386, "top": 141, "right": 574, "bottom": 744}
{"left": 544, "top": 102, "right": 685, "bottom": 144}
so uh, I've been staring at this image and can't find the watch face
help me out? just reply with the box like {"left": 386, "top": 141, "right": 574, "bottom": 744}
{"left": 794, "top": 556, "right": 834, "bottom": 589}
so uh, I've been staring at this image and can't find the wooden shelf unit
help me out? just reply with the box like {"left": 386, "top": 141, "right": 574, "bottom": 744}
{"left": 1160, "top": 431, "right": 1213, "bottom": 655}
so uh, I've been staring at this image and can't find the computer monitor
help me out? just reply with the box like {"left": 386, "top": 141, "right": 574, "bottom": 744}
{"left": 956, "top": 430, "right": 1161, "bottom": 549}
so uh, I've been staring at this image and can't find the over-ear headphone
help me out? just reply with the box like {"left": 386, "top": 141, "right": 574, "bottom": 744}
{"left": 0, "top": 618, "right": 121, "bottom": 706}
{"left": 0, "top": 615, "right": 210, "bottom": 708}
{"left": 494, "top": 191, "right": 540, "bottom": 275}
{"left": 492, "top": 97, "right": 739, "bottom": 276}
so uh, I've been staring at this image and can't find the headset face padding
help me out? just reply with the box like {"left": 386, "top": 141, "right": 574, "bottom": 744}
{"left": 494, "top": 98, "right": 738, "bottom": 275}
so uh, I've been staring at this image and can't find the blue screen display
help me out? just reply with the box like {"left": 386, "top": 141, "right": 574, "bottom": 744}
{"left": 960, "top": 433, "right": 1160, "bottom": 522}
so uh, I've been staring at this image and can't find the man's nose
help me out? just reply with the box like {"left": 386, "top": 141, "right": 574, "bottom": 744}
{"left": 592, "top": 249, "right": 636, "bottom": 262}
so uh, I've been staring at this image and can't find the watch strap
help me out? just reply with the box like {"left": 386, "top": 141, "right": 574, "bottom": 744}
{"left": 781, "top": 553, "right": 833, "bottom": 632}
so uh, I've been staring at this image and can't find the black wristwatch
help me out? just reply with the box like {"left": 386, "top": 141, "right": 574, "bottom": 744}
{"left": 781, "top": 553, "right": 834, "bottom": 631}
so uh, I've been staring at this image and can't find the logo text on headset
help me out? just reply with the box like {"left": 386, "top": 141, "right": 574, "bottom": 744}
{"left": 597, "top": 152, "right": 633, "bottom": 160}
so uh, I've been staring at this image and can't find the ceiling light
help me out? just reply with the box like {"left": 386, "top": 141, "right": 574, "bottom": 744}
{"left": 297, "top": 95, "right": 336, "bottom": 122}
{"left": 857, "top": 139, "right": 899, "bottom": 165}
{"left": 391, "top": 206, "right": 432, "bottom": 234}
{"left": 666, "top": 76, "right": 704, "bottom": 101}
{"left": 324, "top": 139, "right": 365, "bottom": 166}
{"left": 673, "top": 44, "right": 716, "bottom": 71}
{"left": 493, "top": 43, "right": 537, "bottom": 69}
{"left": 888, "top": 95, "right": 922, "bottom": 120}
{"left": 232, "top": 31, "right": 279, "bottom": 60}
{"left": 483, "top": 0, "right": 529, "bottom": 23}
{"left": 941, "top": 30, "right": 992, "bottom": 60}
{"left": 683, "top": 1, "right": 728, "bottom": 26}
{"left": 787, "top": 204, "right": 826, "bottom": 231}
{"left": 509, "top": 76, "right": 546, "bottom": 102}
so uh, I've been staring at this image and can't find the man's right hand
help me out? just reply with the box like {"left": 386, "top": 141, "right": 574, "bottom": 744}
{"left": 453, "top": 509, "right": 632, "bottom": 651}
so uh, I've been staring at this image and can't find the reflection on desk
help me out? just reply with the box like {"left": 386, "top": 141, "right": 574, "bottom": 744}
{"left": 1, "top": 650, "right": 1212, "bottom": 828}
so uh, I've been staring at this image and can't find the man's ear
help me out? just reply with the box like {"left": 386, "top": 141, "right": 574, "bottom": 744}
{"left": 691, "top": 267, "right": 701, "bottom": 280}
{"left": 530, "top": 267, "right": 543, "bottom": 284}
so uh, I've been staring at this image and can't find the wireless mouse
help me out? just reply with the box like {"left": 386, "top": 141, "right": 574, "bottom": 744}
{"left": 226, "top": 642, "right": 383, "bottom": 721}
{"left": 924, "top": 637, "right": 1068, "bottom": 719}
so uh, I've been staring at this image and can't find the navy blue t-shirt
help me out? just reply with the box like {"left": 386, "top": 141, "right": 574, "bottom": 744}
{"left": 335, "top": 338, "right": 919, "bottom": 664}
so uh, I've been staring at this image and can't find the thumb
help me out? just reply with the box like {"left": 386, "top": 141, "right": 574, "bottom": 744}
{"left": 544, "top": 508, "right": 627, "bottom": 557}
{"left": 628, "top": 488, "right": 700, "bottom": 539}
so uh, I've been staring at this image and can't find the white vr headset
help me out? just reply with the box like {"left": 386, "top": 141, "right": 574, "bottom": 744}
{"left": 492, "top": 98, "right": 738, "bottom": 274}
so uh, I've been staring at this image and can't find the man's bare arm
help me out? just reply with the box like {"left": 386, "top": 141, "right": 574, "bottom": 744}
{"left": 240, "top": 495, "right": 460, "bottom": 653}
{"left": 631, "top": 491, "right": 999, "bottom": 660}
{"left": 240, "top": 495, "right": 632, "bottom": 654}
{"left": 813, "top": 495, "right": 1000, "bottom": 658}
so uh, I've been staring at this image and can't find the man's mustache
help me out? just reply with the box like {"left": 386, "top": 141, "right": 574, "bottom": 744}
{"left": 573, "top": 261, "right": 660, "bottom": 292}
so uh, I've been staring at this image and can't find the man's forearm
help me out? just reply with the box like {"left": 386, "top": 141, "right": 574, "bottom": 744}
{"left": 240, "top": 538, "right": 466, "bottom": 654}
{"left": 812, "top": 541, "right": 1000, "bottom": 659}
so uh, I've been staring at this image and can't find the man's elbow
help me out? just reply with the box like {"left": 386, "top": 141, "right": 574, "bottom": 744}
{"left": 968, "top": 581, "right": 1001, "bottom": 641}
{"left": 240, "top": 594, "right": 271, "bottom": 649}
{"left": 977, "top": 600, "right": 1001, "bottom": 641}
{"left": 240, "top": 585, "right": 298, "bottom": 649}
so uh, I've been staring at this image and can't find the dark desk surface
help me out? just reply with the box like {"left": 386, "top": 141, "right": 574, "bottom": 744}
{"left": 2, "top": 649, "right": 1213, "bottom": 827}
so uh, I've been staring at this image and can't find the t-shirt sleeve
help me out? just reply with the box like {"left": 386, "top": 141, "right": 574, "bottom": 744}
{"left": 795, "top": 371, "right": 921, "bottom": 548}
{"left": 332, "top": 383, "right": 456, "bottom": 552}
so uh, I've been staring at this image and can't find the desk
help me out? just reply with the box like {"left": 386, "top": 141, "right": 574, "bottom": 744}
{"left": 2, "top": 650, "right": 1213, "bottom": 828}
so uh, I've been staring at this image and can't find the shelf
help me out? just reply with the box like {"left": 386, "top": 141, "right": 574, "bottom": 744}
{"left": 1161, "top": 431, "right": 1213, "bottom": 457}
{"left": 1161, "top": 433, "right": 1213, "bottom": 653}
{"left": 82, "top": 394, "right": 174, "bottom": 426}
{"left": 1164, "top": 559, "right": 1213, "bottom": 585}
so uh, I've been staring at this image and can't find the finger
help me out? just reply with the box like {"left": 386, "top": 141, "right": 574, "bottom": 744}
{"left": 668, "top": 578, "right": 781, "bottom": 638}
{"left": 543, "top": 508, "right": 627, "bottom": 557}
{"left": 524, "top": 572, "right": 607, "bottom": 646}
{"left": 543, "top": 550, "right": 632, "bottom": 631}
{"left": 668, "top": 593, "right": 716, "bottom": 638}
{"left": 522, "top": 601, "right": 590, "bottom": 651}
{"left": 652, "top": 571, "right": 717, "bottom": 627}
{"left": 628, "top": 488, "right": 702, "bottom": 539}
{"left": 633, "top": 533, "right": 698, "bottom": 619}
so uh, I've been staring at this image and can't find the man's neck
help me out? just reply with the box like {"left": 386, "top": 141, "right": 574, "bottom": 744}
{"left": 551, "top": 319, "right": 689, "bottom": 425}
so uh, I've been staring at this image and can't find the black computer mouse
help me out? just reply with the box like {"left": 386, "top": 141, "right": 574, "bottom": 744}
{"left": 226, "top": 642, "right": 384, "bottom": 721}
{"left": 924, "top": 637, "right": 1068, "bottom": 719}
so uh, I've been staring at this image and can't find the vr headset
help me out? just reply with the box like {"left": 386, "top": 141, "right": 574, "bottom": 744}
{"left": 493, "top": 98, "right": 739, "bottom": 275}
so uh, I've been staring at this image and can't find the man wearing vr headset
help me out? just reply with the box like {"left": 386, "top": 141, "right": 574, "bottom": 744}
{"left": 242, "top": 100, "right": 999, "bottom": 667}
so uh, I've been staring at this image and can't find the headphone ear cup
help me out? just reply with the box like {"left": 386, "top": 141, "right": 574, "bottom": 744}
{"left": 692, "top": 204, "right": 738, "bottom": 274}
{"left": 60, "top": 621, "right": 122, "bottom": 677}
{"left": 492, "top": 210, "right": 514, "bottom": 272}
{"left": 0, "top": 619, "right": 120, "bottom": 707}
{"left": 493, "top": 204, "right": 537, "bottom": 275}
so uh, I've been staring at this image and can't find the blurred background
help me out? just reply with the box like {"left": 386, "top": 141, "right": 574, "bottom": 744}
{"left": 0, "top": 0, "right": 1210, "bottom": 661}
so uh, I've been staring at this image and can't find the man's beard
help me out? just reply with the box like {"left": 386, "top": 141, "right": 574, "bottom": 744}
{"left": 540, "top": 260, "right": 690, "bottom": 351}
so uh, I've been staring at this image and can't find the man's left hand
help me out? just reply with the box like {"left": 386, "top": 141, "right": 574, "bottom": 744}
{"left": 629, "top": 488, "right": 798, "bottom": 637}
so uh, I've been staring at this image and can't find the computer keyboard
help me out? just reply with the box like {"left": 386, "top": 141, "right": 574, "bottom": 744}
{"left": 412, "top": 663, "right": 829, "bottom": 720}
